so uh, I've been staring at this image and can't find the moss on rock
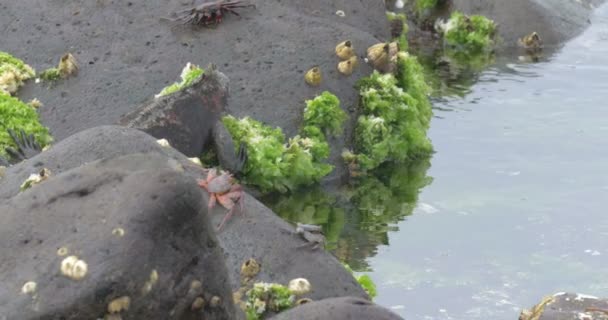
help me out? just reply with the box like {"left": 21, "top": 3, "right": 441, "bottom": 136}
{"left": 0, "top": 94, "right": 52, "bottom": 158}
{"left": 0, "top": 52, "right": 36, "bottom": 95}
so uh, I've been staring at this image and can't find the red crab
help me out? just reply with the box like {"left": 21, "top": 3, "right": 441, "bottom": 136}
{"left": 198, "top": 168, "right": 244, "bottom": 231}
{"left": 169, "top": 0, "right": 256, "bottom": 27}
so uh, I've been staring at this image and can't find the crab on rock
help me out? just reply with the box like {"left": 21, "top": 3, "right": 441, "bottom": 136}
{"left": 198, "top": 168, "right": 244, "bottom": 231}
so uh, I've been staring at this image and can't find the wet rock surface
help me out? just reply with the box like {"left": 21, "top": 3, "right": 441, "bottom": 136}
{"left": 118, "top": 67, "right": 231, "bottom": 159}
{"left": 520, "top": 293, "right": 608, "bottom": 320}
{"left": 0, "top": 126, "right": 367, "bottom": 316}
{"left": 3, "top": 0, "right": 389, "bottom": 181}
{"left": 268, "top": 296, "right": 403, "bottom": 320}
{"left": 0, "top": 153, "right": 236, "bottom": 320}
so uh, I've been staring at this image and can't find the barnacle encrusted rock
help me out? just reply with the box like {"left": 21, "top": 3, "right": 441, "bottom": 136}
{"left": 0, "top": 151, "right": 237, "bottom": 319}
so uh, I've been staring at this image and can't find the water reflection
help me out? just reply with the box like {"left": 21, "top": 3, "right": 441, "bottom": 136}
{"left": 264, "top": 158, "right": 433, "bottom": 270}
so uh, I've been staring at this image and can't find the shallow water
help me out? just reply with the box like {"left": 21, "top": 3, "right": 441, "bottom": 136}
{"left": 369, "top": 4, "right": 608, "bottom": 319}
{"left": 266, "top": 3, "right": 608, "bottom": 319}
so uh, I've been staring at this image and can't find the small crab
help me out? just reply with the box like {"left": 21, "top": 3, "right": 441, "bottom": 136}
{"left": 295, "top": 223, "right": 325, "bottom": 250}
{"left": 167, "top": 0, "right": 255, "bottom": 27}
{"left": 198, "top": 168, "right": 244, "bottom": 231}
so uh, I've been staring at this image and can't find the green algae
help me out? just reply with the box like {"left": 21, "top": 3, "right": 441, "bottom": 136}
{"left": 0, "top": 94, "right": 52, "bottom": 158}
{"left": 155, "top": 63, "right": 204, "bottom": 98}
{"left": 223, "top": 92, "right": 346, "bottom": 193}
{"left": 38, "top": 68, "right": 61, "bottom": 81}
{"left": 245, "top": 282, "right": 295, "bottom": 320}
{"left": 348, "top": 53, "right": 433, "bottom": 172}
{"left": 343, "top": 264, "right": 378, "bottom": 299}
{"left": 0, "top": 51, "right": 36, "bottom": 95}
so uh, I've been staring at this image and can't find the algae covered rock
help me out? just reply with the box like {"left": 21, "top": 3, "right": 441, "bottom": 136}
{"left": 0, "top": 125, "right": 368, "bottom": 310}
{"left": 0, "top": 153, "right": 237, "bottom": 320}
{"left": 0, "top": 51, "right": 35, "bottom": 95}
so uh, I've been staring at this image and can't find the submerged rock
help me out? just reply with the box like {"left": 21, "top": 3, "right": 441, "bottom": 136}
{"left": 520, "top": 292, "right": 608, "bottom": 320}
{"left": 450, "top": 0, "right": 606, "bottom": 48}
{"left": 269, "top": 296, "right": 403, "bottom": 320}
{"left": 0, "top": 153, "right": 236, "bottom": 319}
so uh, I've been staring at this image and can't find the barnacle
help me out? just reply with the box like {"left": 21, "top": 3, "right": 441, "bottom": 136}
{"left": 112, "top": 227, "right": 125, "bottom": 237}
{"left": 288, "top": 278, "right": 311, "bottom": 296}
{"left": 60, "top": 255, "right": 88, "bottom": 280}
{"left": 141, "top": 269, "right": 159, "bottom": 295}
{"left": 518, "top": 32, "right": 543, "bottom": 52}
{"left": 190, "top": 280, "right": 202, "bottom": 291}
{"left": 296, "top": 298, "right": 313, "bottom": 305}
{"left": 210, "top": 296, "right": 221, "bottom": 308}
{"left": 28, "top": 98, "right": 43, "bottom": 109}
{"left": 191, "top": 297, "right": 205, "bottom": 310}
{"left": 156, "top": 138, "right": 170, "bottom": 147}
{"left": 337, "top": 56, "right": 358, "bottom": 76}
{"left": 20, "top": 168, "right": 52, "bottom": 191}
{"left": 366, "top": 43, "right": 390, "bottom": 71}
{"left": 335, "top": 40, "right": 355, "bottom": 60}
{"left": 21, "top": 281, "right": 37, "bottom": 295}
{"left": 58, "top": 53, "right": 79, "bottom": 78}
{"left": 240, "top": 258, "right": 261, "bottom": 280}
{"left": 107, "top": 296, "right": 131, "bottom": 313}
{"left": 57, "top": 246, "right": 69, "bottom": 256}
{"left": 304, "top": 67, "right": 322, "bottom": 86}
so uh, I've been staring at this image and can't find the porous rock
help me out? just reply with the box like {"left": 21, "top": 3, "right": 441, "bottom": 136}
{"left": 519, "top": 292, "right": 608, "bottom": 320}
{"left": 451, "top": 0, "right": 606, "bottom": 48}
{"left": 269, "top": 296, "right": 404, "bottom": 320}
{"left": 7, "top": 0, "right": 390, "bottom": 181}
{"left": 0, "top": 126, "right": 368, "bottom": 310}
{"left": 0, "top": 153, "right": 236, "bottom": 320}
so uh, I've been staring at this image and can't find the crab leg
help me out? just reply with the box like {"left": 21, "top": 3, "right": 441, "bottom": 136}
{"left": 217, "top": 205, "right": 237, "bottom": 231}
{"left": 208, "top": 194, "right": 217, "bottom": 209}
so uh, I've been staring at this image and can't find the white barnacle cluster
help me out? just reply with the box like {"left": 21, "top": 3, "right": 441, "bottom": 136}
{"left": 288, "top": 278, "right": 311, "bottom": 296}
{"left": 156, "top": 138, "right": 170, "bottom": 147}
{"left": 60, "top": 255, "right": 88, "bottom": 280}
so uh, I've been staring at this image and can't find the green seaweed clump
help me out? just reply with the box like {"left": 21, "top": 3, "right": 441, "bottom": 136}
{"left": 155, "top": 63, "right": 204, "bottom": 98}
{"left": 386, "top": 12, "right": 409, "bottom": 52}
{"left": 38, "top": 68, "right": 61, "bottom": 81}
{"left": 343, "top": 264, "right": 377, "bottom": 299}
{"left": 222, "top": 115, "right": 332, "bottom": 193}
{"left": 302, "top": 91, "right": 346, "bottom": 136}
{"left": 348, "top": 53, "right": 433, "bottom": 172}
{"left": 415, "top": 0, "right": 438, "bottom": 14}
{"left": 438, "top": 11, "right": 497, "bottom": 54}
{"left": 245, "top": 282, "right": 295, "bottom": 320}
{"left": 0, "top": 94, "right": 52, "bottom": 158}
{"left": 0, "top": 51, "right": 36, "bottom": 95}
{"left": 223, "top": 92, "right": 346, "bottom": 193}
